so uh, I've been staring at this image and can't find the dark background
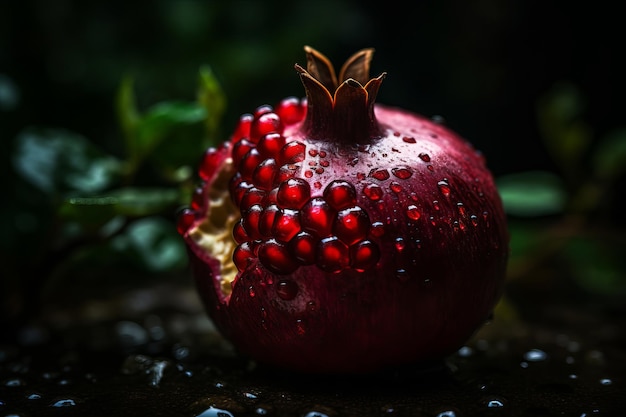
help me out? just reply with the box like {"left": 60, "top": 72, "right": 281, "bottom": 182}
{"left": 2, "top": 0, "right": 624, "bottom": 178}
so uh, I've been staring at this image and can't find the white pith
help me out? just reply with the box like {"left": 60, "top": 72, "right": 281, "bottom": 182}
{"left": 188, "top": 158, "right": 239, "bottom": 297}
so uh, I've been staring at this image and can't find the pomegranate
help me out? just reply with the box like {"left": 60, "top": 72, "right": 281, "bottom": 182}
{"left": 177, "top": 46, "right": 509, "bottom": 374}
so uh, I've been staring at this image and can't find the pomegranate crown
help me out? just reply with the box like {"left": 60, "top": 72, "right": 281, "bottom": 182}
{"left": 295, "top": 46, "right": 387, "bottom": 144}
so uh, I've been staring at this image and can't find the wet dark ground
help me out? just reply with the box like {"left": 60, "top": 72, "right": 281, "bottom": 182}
{"left": 1, "top": 280, "right": 625, "bottom": 417}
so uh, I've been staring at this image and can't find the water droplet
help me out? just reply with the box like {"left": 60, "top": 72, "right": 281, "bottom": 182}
{"left": 320, "top": 160, "right": 329, "bottom": 167}
{"left": 196, "top": 406, "right": 235, "bottom": 417}
{"left": 308, "top": 149, "right": 318, "bottom": 157}
{"left": 396, "top": 269, "right": 409, "bottom": 282}
{"left": 391, "top": 167, "right": 413, "bottom": 179}
{"left": 600, "top": 378, "right": 613, "bottom": 386}
{"left": 406, "top": 205, "right": 421, "bottom": 220}
{"left": 305, "top": 170, "right": 313, "bottom": 178}
{"left": 370, "top": 221, "right": 385, "bottom": 237}
{"left": 248, "top": 286, "right": 256, "bottom": 297}
{"left": 470, "top": 214, "right": 479, "bottom": 226}
{"left": 390, "top": 182, "right": 402, "bottom": 193}
{"left": 486, "top": 399, "right": 504, "bottom": 408}
{"left": 402, "top": 136, "right": 416, "bottom": 143}
{"left": 457, "top": 346, "right": 473, "bottom": 357}
{"left": 436, "top": 411, "right": 457, "bottom": 417}
{"left": 395, "top": 237, "right": 406, "bottom": 252}
{"left": 427, "top": 164, "right": 434, "bottom": 172}
{"left": 457, "top": 202, "right": 466, "bottom": 216}
{"left": 319, "top": 150, "right": 327, "bottom": 158}
{"left": 296, "top": 319, "right": 306, "bottom": 335}
{"left": 524, "top": 349, "right": 547, "bottom": 362}
{"left": 276, "top": 280, "right": 299, "bottom": 300}
{"left": 363, "top": 183, "right": 384, "bottom": 201}
{"left": 369, "top": 168, "right": 390, "bottom": 181}
{"left": 438, "top": 180, "right": 451, "bottom": 197}
{"left": 51, "top": 399, "right": 76, "bottom": 407}
{"left": 418, "top": 152, "right": 431, "bottom": 162}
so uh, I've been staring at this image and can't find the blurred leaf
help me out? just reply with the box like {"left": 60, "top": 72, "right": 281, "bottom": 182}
{"left": 536, "top": 82, "right": 592, "bottom": 173}
{"left": 13, "top": 128, "right": 121, "bottom": 195}
{"left": 592, "top": 128, "right": 626, "bottom": 180}
{"left": 496, "top": 170, "right": 568, "bottom": 217}
{"left": 136, "top": 101, "right": 207, "bottom": 168}
{"left": 506, "top": 221, "right": 544, "bottom": 261}
{"left": 111, "top": 216, "right": 187, "bottom": 272}
{"left": 565, "top": 237, "right": 626, "bottom": 296}
{"left": 61, "top": 187, "right": 181, "bottom": 222}
{"left": 197, "top": 65, "right": 227, "bottom": 142}
{"left": 116, "top": 75, "right": 140, "bottom": 161}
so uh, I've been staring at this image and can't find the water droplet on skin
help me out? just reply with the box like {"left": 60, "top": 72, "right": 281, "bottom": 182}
{"left": 305, "top": 170, "right": 313, "bottom": 178}
{"left": 314, "top": 181, "right": 322, "bottom": 189}
{"left": 418, "top": 152, "right": 431, "bottom": 162}
{"left": 390, "top": 182, "right": 402, "bottom": 193}
{"left": 392, "top": 167, "right": 412, "bottom": 179}
{"left": 296, "top": 319, "right": 306, "bottom": 335}
{"left": 370, "top": 221, "right": 385, "bottom": 237}
{"left": 402, "top": 136, "right": 416, "bottom": 143}
{"left": 319, "top": 150, "right": 327, "bottom": 158}
{"left": 427, "top": 165, "right": 434, "bottom": 172}
{"left": 396, "top": 269, "right": 409, "bottom": 282}
{"left": 600, "top": 378, "right": 613, "bottom": 386}
{"left": 457, "top": 202, "right": 466, "bottom": 216}
{"left": 363, "top": 183, "right": 384, "bottom": 201}
{"left": 369, "top": 168, "right": 390, "bottom": 181}
{"left": 320, "top": 160, "right": 329, "bottom": 167}
{"left": 248, "top": 286, "right": 256, "bottom": 297}
{"left": 433, "top": 200, "right": 440, "bottom": 211}
{"left": 395, "top": 237, "right": 406, "bottom": 252}
{"left": 276, "top": 280, "right": 299, "bottom": 300}
{"left": 438, "top": 180, "right": 451, "bottom": 197}
{"left": 470, "top": 214, "right": 479, "bottom": 226}
{"left": 308, "top": 149, "right": 318, "bottom": 157}
{"left": 406, "top": 205, "right": 421, "bottom": 220}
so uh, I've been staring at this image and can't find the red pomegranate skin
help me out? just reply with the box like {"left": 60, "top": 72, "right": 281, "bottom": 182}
{"left": 178, "top": 47, "right": 509, "bottom": 374}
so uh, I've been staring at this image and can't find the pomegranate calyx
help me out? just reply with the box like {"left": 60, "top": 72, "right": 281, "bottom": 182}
{"left": 296, "top": 46, "right": 386, "bottom": 144}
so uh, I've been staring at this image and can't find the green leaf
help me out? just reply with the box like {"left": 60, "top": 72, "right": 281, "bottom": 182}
{"left": 197, "top": 65, "right": 227, "bottom": 141}
{"left": 536, "top": 82, "right": 592, "bottom": 173}
{"left": 496, "top": 170, "right": 568, "bottom": 217}
{"left": 134, "top": 101, "right": 207, "bottom": 166}
{"left": 62, "top": 187, "right": 181, "bottom": 220}
{"left": 13, "top": 128, "right": 122, "bottom": 195}
{"left": 111, "top": 216, "right": 187, "bottom": 272}
{"left": 592, "top": 128, "right": 626, "bottom": 180}
{"left": 116, "top": 75, "right": 141, "bottom": 159}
